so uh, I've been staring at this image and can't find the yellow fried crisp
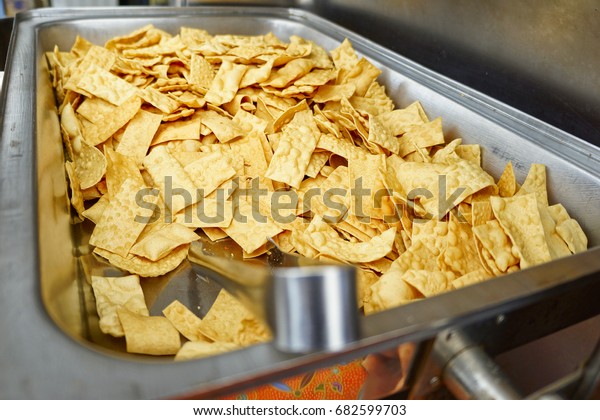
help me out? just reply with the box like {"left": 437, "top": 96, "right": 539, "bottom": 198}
{"left": 91, "top": 275, "right": 149, "bottom": 337}
{"left": 48, "top": 25, "right": 589, "bottom": 360}
{"left": 89, "top": 177, "right": 157, "bottom": 257}
{"left": 118, "top": 309, "right": 181, "bottom": 355}
{"left": 163, "top": 300, "right": 210, "bottom": 342}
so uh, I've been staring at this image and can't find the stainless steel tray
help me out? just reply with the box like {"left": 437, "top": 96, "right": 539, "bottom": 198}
{"left": 1, "top": 6, "right": 599, "bottom": 399}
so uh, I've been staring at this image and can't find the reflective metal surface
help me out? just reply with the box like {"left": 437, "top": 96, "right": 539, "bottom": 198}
{"left": 270, "top": 264, "right": 359, "bottom": 353}
{"left": 0, "top": 7, "right": 599, "bottom": 398}
{"left": 188, "top": 241, "right": 360, "bottom": 353}
{"left": 438, "top": 330, "right": 522, "bottom": 400}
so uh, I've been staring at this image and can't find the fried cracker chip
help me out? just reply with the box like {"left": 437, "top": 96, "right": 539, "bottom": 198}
{"left": 199, "top": 289, "right": 271, "bottom": 345}
{"left": 91, "top": 275, "right": 149, "bottom": 337}
{"left": 349, "top": 94, "right": 394, "bottom": 116}
{"left": 288, "top": 226, "right": 319, "bottom": 258}
{"left": 421, "top": 159, "right": 496, "bottom": 219}
{"left": 300, "top": 166, "right": 350, "bottom": 222}
{"left": 94, "top": 244, "right": 189, "bottom": 278}
{"left": 72, "top": 138, "right": 107, "bottom": 190}
{"left": 455, "top": 144, "right": 481, "bottom": 166}
{"left": 163, "top": 300, "right": 210, "bottom": 342}
{"left": 356, "top": 269, "right": 380, "bottom": 309}
{"left": 202, "top": 227, "right": 229, "bottom": 242}
{"left": 204, "top": 60, "right": 247, "bottom": 105}
{"left": 341, "top": 57, "right": 382, "bottom": 97}
{"left": 175, "top": 197, "right": 234, "bottom": 228}
{"left": 313, "top": 83, "right": 356, "bottom": 103}
{"left": 305, "top": 151, "right": 330, "bottom": 178}
{"left": 368, "top": 113, "right": 399, "bottom": 154}
{"left": 232, "top": 108, "right": 269, "bottom": 135}
{"left": 474, "top": 234, "right": 503, "bottom": 276}
{"left": 271, "top": 100, "right": 309, "bottom": 132}
{"left": 89, "top": 177, "right": 157, "bottom": 257}
{"left": 398, "top": 117, "right": 445, "bottom": 157}
{"left": 143, "top": 146, "right": 200, "bottom": 214}
{"left": 330, "top": 38, "right": 359, "bottom": 77}
{"left": 556, "top": 218, "right": 587, "bottom": 254}
{"left": 223, "top": 199, "right": 282, "bottom": 254}
{"left": 348, "top": 153, "right": 387, "bottom": 219}
{"left": 369, "top": 271, "right": 422, "bottom": 312}
{"left": 294, "top": 68, "right": 337, "bottom": 87}
{"left": 76, "top": 63, "right": 138, "bottom": 106}
{"left": 545, "top": 205, "right": 587, "bottom": 254}
{"left": 81, "top": 95, "right": 142, "bottom": 146}
{"left": 263, "top": 58, "right": 314, "bottom": 88}
{"left": 490, "top": 194, "right": 552, "bottom": 268}
{"left": 376, "top": 102, "right": 428, "bottom": 136}
{"left": 439, "top": 213, "right": 485, "bottom": 276}
{"left": 130, "top": 223, "right": 199, "bottom": 261}
{"left": 189, "top": 54, "right": 215, "bottom": 90}
{"left": 411, "top": 219, "right": 448, "bottom": 257}
{"left": 452, "top": 269, "right": 491, "bottom": 289}
{"left": 515, "top": 163, "right": 548, "bottom": 206}
{"left": 401, "top": 270, "right": 455, "bottom": 297}
{"left": 362, "top": 81, "right": 395, "bottom": 112}
{"left": 538, "top": 203, "right": 572, "bottom": 259}
{"left": 104, "top": 148, "right": 145, "bottom": 199}
{"left": 471, "top": 199, "right": 493, "bottom": 226}
{"left": 116, "top": 109, "right": 163, "bottom": 163}
{"left": 118, "top": 309, "right": 181, "bottom": 355}
{"left": 184, "top": 152, "right": 236, "bottom": 196}
{"left": 316, "top": 133, "right": 366, "bottom": 161}
{"left": 64, "top": 45, "right": 117, "bottom": 93}
{"left": 75, "top": 98, "right": 117, "bottom": 126}
{"left": 152, "top": 115, "right": 201, "bottom": 145}
{"left": 82, "top": 194, "right": 109, "bottom": 224}
{"left": 226, "top": 134, "right": 269, "bottom": 186}
{"left": 137, "top": 86, "right": 181, "bottom": 114}
{"left": 432, "top": 138, "right": 462, "bottom": 164}
{"left": 265, "top": 109, "right": 320, "bottom": 189}
{"left": 105, "top": 24, "right": 157, "bottom": 50}
{"left": 198, "top": 109, "right": 244, "bottom": 143}
{"left": 304, "top": 215, "right": 396, "bottom": 263}
{"left": 472, "top": 219, "right": 519, "bottom": 272}
{"left": 547, "top": 203, "right": 570, "bottom": 224}
{"left": 70, "top": 35, "right": 93, "bottom": 57}
{"left": 175, "top": 341, "right": 240, "bottom": 361}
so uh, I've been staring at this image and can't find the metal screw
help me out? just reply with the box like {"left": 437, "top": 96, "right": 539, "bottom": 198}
{"left": 496, "top": 314, "right": 505, "bottom": 325}
{"left": 429, "top": 376, "right": 440, "bottom": 387}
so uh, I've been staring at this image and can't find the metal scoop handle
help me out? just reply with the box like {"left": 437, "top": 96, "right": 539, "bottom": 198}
{"left": 188, "top": 241, "right": 360, "bottom": 353}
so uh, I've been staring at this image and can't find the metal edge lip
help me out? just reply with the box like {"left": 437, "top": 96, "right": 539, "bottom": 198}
{"left": 177, "top": 246, "right": 600, "bottom": 399}
{"left": 1, "top": 6, "right": 599, "bottom": 398}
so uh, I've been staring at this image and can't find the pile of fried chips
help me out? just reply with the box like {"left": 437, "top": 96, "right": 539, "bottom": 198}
{"left": 48, "top": 25, "right": 588, "bottom": 359}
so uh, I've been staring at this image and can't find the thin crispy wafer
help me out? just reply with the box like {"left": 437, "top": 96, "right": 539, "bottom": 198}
{"left": 265, "top": 109, "right": 320, "bottom": 188}
{"left": 91, "top": 275, "right": 149, "bottom": 337}
{"left": 89, "top": 177, "right": 157, "bottom": 257}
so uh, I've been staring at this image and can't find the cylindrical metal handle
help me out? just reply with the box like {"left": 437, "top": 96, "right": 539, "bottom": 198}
{"left": 268, "top": 265, "right": 359, "bottom": 353}
{"left": 443, "top": 344, "right": 522, "bottom": 399}
{"left": 436, "top": 329, "right": 522, "bottom": 399}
